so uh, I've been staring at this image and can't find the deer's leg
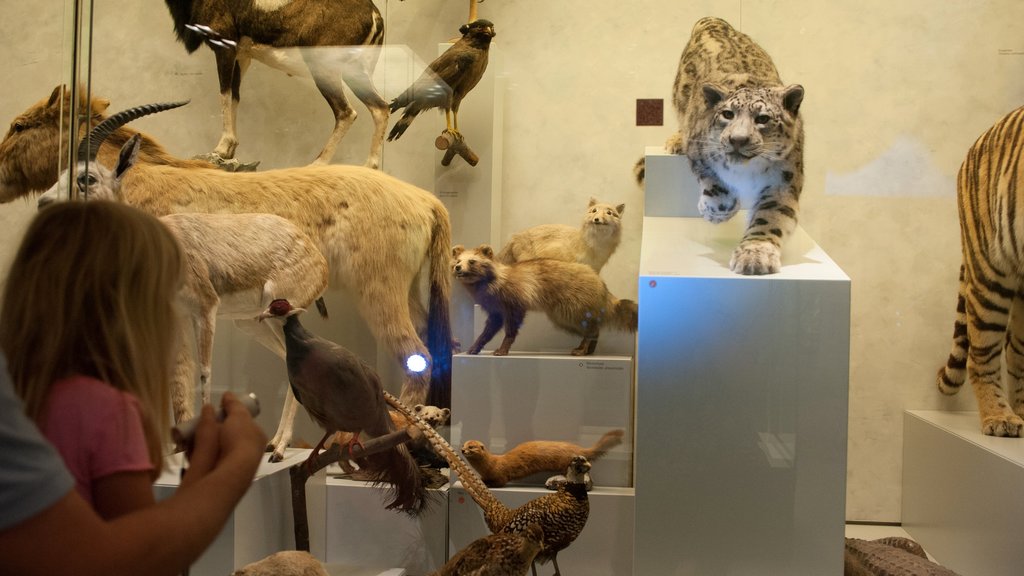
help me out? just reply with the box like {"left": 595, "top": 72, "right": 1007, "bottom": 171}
{"left": 212, "top": 49, "right": 242, "bottom": 159}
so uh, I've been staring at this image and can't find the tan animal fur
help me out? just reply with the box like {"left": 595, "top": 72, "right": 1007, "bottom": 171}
{"left": 231, "top": 550, "right": 328, "bottom": 576}
{"left": 0, "top": 86, "right": 209, "bottom": 202}
{"left": 37, "top": 131, "right": 331, "bottom": 461}
{"left": 497, "top": 197, "right": 624, "bottom": 273}
{"left": 463, "top": 429, "right": 624, "bottom": 487}
{"left": 452, "top": 244, "right": 638, "bottom": 356}
{"left": 1, "top": 89, "right": 454, "bottom": 427}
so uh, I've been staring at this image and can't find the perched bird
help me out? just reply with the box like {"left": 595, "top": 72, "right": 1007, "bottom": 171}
{"left": 430, "top": 523, "right": 544, "bottom": 576}
{"left": 258, "top": 298, "right": 426, "bottom": 513}
{"left": 384, "top": 401, "right": 592, "bottom": 576}
{"left": 388, "top": 19, "right": 496, "bottom": 141}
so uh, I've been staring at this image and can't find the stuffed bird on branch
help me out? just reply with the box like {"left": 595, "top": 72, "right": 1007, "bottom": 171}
{"left": 388, "top": 19, "right": 496, "bottom": 142}
{"left": 257, "top": 298, "right": 427, "bottom": 513}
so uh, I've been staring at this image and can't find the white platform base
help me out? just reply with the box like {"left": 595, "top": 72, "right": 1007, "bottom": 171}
{"left": 447, "top": 482, "right": 634, "bottom": 576}
{"left": 635, "top": 214, "right": 850, "bottom": 575}
{"left": 323, "top": 474, "right": 449, "bottom": 574}
{"left": 451, "top": 352, "right": 634, "bottom": 488}
{"left": 641, "top": 146, "right": 702, "bottom": 218}
{"left": 154, "top": 448, "right": 325, "bottom": 576}
{"left": 903, "top": 410, "right": 1024, "bottom": 575}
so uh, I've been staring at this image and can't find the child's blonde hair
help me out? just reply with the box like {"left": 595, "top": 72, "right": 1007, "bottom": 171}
{"left": 1, "top": 200, "right": 183, "bottom": 473}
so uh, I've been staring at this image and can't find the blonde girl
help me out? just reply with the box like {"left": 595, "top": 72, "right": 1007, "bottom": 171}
{"left": 1, "top": 200, "right": 183, "bottom": 519}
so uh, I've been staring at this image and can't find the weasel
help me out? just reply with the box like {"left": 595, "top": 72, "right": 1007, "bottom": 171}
{"left": 452, "top": 244, "right": 638, "bottom": 356}
{"left": 497, "top": 198, "right": 625, "bottom": 273}
{"left": 462, "top": 429, "right": 625, "bottom": 487}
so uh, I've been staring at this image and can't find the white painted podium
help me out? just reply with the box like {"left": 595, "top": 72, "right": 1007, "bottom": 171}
{"left": 635, "top": 150, "right": 850, "bottom": 575}
{"left": 903, "top": 410, "right": 1024, "bottom": 576}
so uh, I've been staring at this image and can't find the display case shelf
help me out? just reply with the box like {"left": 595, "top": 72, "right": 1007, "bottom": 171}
{"left": 323, "top": 475, "right": 449, "bottom": 574}
{"left": 903, "top": 410, "right": 1024, "bottom": 576}
{"left": 634, "top": 150, "right": 850, "bottom": 575}
{"left": 451, "top": 352, "right": 635, "bottom": 489}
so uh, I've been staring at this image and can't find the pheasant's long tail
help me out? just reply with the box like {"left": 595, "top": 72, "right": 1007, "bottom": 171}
{"left": 383, "top": 391, "right": 511, "bottom": 529}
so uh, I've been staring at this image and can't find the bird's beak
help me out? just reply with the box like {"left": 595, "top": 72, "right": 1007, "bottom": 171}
{"left": 255, "top": 310, "right": 272, "bottom": 322}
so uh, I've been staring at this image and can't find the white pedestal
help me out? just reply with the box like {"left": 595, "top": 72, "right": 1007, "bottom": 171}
{"left": 903, "top": 410, "right": 1024, "bottom": 575}
{"left": 323, "top": 476, "right": 449, "bottom": 574}
{"left": 641, "top": 146, "right": 702, "bottom": 218}
{"left": 154, "top": 448, "right": 325, "bottom": 576}
{"left": 448, "top": 482, "right": 635, "bottom": 576}
{"left": 451, "top": 353, "right": 634, "bottom": 488}
{"left": 635, "top": 214, "right": 850, "bottom": 575}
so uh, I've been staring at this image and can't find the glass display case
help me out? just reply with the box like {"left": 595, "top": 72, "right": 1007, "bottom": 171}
{"left": 3, "top": 1, "right": 1024, "bottom": 575}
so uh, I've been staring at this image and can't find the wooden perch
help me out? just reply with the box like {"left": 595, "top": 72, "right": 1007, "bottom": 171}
{"left": 435, "top": 130, "right": 479, "bottom": 167}
{"left": 290, "top": 426, "right": 418, "bottom": 551}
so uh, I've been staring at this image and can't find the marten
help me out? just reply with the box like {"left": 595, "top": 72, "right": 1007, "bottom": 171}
{"left": 452, "top": 244, "right": 638, "bottom": 356}
{"left": 461, "top": 429, "right": 625, "bottom": 487}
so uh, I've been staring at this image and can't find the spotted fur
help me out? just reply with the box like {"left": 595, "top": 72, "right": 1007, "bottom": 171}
{"left": 937, "top": 105, "right": 1024, "bottom": 437}
{"left": 665, "top": 17, "right": 804, "bottom": 275}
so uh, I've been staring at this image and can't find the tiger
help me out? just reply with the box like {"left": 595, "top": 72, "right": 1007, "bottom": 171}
{"left": 937, "top": 104, "right": 1024, "bottom": 437}
{"left": 636, "top": 17, "right": 805, "bottom": 275}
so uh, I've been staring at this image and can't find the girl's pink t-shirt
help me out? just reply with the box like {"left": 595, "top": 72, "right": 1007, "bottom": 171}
{"left": 40, "top": 375, "right": 153, "bottom": 505}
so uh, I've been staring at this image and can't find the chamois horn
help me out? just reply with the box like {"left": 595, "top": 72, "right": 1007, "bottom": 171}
{"left": 77, "top": 100, "right": 190, "bottom": 163}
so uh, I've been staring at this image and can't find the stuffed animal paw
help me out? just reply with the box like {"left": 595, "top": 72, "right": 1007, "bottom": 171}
{"left": 698, "top": 185, "right": 739, "bottom": 223}
{"left": 729, "top": 240, "right": 781, "bottom": 275}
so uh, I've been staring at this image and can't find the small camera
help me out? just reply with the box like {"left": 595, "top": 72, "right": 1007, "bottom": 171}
{"left": 172, "top": 392, "right": 260, "bottom": 451}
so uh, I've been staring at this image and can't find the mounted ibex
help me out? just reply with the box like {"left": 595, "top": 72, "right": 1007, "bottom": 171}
{"left": 2, "top": 88, "right": 454, "bottom": 459}
{"left": 163, "top": 0, "right": 389, "bottom": 167}
{"left": 41, "top": 101, "right": 333, "bottom": 461}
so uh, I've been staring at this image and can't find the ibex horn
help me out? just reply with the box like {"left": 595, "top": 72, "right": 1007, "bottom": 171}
{"left": 78, "top": 100, "right": 190, "bottom": 163}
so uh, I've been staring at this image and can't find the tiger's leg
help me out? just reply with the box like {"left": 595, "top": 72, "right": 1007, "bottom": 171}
{"left": 937, "top": 265, "right": 968, "bottom": 394}
{"left": 964, "top": 275, "right": 1024, "bottom": 436}
{"left": 730, "top": 185, "right": 800, "bottom": 276}
{"left": 1005, "top": 290, "right": 1024, "bottom": 419}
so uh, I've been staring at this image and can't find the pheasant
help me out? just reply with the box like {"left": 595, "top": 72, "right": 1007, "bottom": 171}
{"left": 384, "top": 392, "right": 591, "bottom": 576}
{"left": 429, "top": 522, "right": 544, "bottom": 576}
{"left": 258, "top": 299, "right": 426, "bottom": 513}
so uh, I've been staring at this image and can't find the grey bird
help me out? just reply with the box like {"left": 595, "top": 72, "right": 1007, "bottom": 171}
{"left": 258, "top": 298, "right": 426, "bottom": 513}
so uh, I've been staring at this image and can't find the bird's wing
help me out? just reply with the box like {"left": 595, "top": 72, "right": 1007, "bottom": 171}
{"left": 431, "top": 49, "right": 480, "bottom": 88}
{"left": 289, "top": 337, "right": 387, "bottom": 433}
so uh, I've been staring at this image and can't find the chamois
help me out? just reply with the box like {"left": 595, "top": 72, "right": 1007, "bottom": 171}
{"left": 5, "top": 90, "right": 454, "bottom": 454}
{"left": 42, "top": 105, "right": 331, "bottom": 461}
{"left": 163, "top": 0, "right": 389, "bottom": 167}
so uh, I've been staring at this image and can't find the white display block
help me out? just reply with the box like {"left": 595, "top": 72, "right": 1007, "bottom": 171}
{"left": 635, "top": 215, "right": 850, "bottom": 575}
{"left": 641, "top": 146, "right": 701, "bottom": 218}
{"left": 154, "top": 448, "right": 325, "bottom": 576}
{"left": 903, "top": 410, "right": 1024, "bottom": 575}
{"left": 447, "top": 482, "right": 635, "bottom": 576}
{"left": 324, "top": 476, "right": 449, "bottom": 574}
{"left": 451, "top": 353, "right": 634, "bottom": 488}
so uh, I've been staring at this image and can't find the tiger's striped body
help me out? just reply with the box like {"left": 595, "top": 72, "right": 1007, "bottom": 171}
{"left": 938, "top": 105, "right": 1024, "bottom": 437}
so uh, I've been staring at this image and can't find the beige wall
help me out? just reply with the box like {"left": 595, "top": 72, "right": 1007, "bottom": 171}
{"left": 3, "top": 0, "right": 1022, "bottom": 522}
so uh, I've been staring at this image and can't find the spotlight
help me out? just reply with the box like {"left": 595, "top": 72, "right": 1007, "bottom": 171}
{"left": 406, "top": 354, "right": 428, "bottom": 374}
